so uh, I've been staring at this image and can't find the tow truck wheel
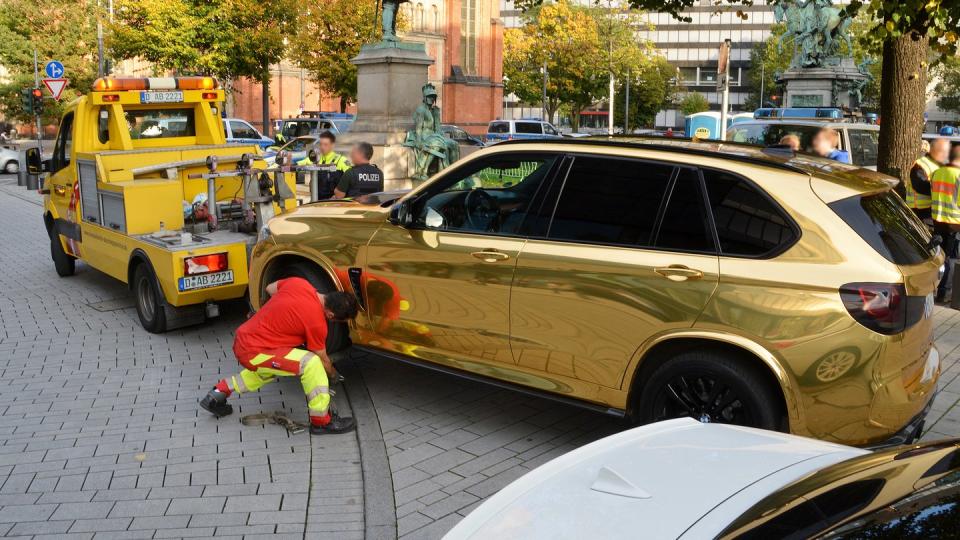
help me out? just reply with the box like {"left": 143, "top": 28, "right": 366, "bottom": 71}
{"left": 274, "top": 261, "right": 351, "bottom": 354}
{"left": 133, "top": 264, "right": 167, "bottom": 333}
{"left": 49, "top": 231, "right": 76, "bottom": 277}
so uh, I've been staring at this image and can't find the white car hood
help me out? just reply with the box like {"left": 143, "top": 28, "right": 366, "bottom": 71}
{"left": 445, "top": 418, "right": 862, "bottom": 540}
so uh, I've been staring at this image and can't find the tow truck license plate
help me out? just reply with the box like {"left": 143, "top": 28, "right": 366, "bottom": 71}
{"left": 141, "top": 91, "right": 184, "bottom": 104}
{"left": 178, "top": 270, "right": 234, "bottom": 292}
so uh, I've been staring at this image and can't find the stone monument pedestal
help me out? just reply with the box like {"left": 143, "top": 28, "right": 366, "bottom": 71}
{"left": 338, "top": 42, "right": 433, "bottom": 190}
{"left": 780, "top": 58, "right": 868, "bottom": 109}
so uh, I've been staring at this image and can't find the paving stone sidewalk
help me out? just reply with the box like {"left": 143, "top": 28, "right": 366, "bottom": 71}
{"left": 2, "top": 175, "right": 960, "bottom": 540}
{"left": 0, "top": 179, "right": 363, "bottom": 539}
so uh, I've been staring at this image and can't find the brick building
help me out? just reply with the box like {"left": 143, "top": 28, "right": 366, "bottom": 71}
{"left": 232, "top": 0, "right": 503, "bottom": 136}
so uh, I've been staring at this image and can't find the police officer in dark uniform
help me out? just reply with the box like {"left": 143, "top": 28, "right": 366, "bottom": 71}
{"left": 334, "top": 142, "right": 384, "bottom": 198}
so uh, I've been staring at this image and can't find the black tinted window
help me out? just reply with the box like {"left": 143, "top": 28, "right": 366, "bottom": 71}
{"left": 829, "top": 191, "right": 934, "bottom": 265}
{"left": 51, "top": 113, "right": 74, "bottom": 174}
{"left": 826, "top": 473, "right": 960, "bottom": 539}
{"left": 728, "top": 123, "right": 821, "bottom": 151}
{"left": 655, "top": 168, "right": 714, "bottom": 252}
{"left": 548, "top": 157, "right": 672, "bottom": 246}
{"left": 489, "top": 122, "right": 509, "bottom": 134}
{"left": 515, "top": 122, "right": 542, "bottom": 134}
{"left": 704, "top": 170, "right": 797, "bottom": 257}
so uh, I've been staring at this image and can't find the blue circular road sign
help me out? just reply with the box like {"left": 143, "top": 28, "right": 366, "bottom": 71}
{"left": 44, "top": 61, "right": 65, "bottom": 79}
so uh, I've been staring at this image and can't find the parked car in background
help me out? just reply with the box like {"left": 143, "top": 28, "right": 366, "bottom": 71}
{"left": 485, "top": 119, "right": 563, "bottom": 143}
{"left": 727, "top": 120, "right": 880, "bottom": 170}
{"left": 262, "top": 135, "right": 319, "bottom": 168}
{"left": 222, "top": 118, "right": 273, "bottom": 149}
{"left": 442, "top": 124, "right": 485, "bottom": 146}
{"left": 248, "top": 137, "right": 941, "bottom": 448}
{"left": 274, "top": 112, "right": 353, "bottom": 144}
{"left": 0, "top": 146, "right": 19, "bottom": 174}
{"left": 445, "top": 418, "right": 960, "bottom": 540}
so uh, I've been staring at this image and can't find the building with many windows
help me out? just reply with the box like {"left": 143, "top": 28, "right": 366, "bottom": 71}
{"left": 500, "top": 0, "right": 777, "bottom": 129}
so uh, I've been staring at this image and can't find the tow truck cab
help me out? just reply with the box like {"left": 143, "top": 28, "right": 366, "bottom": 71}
{"left": 41, "top": 77, "right": 297, "bottom": 333}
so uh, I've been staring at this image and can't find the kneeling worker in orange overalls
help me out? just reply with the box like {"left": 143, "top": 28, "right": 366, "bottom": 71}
{"left": 200, "top": 277, "right": 359, "bottom": 434}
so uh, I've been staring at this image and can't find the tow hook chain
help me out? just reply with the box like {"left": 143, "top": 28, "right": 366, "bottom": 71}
{"left": 240, "top": 412, "right": 311, "bottom": 435}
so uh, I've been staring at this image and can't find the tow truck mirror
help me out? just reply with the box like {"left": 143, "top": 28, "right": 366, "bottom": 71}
{"left": 389, "top": 199, "right": 413, "bottom": 227}
{"left": 24, "top": 147, "right": 45, "bottom": 174}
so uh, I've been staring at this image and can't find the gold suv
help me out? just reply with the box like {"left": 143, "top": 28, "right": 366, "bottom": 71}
{"left": 250, "top": 139, "right": 943, "bottom": 447}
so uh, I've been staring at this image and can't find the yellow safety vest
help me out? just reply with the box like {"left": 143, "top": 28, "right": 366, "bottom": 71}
{"left": 931, "top": 165, "right": 960, "bottom": 224}
{"left": 907, "top": 155, "right": 938, "bottom": 209}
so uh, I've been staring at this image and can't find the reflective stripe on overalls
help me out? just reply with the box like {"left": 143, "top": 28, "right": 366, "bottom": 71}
{"left": 932, "top": 166, "right": 960, "bottom": 225}
{"left": 225, "top": 348, "right": 331, "bottom": 419}
{"left": 907, "top": 156, "right": 938, "bottom": 209}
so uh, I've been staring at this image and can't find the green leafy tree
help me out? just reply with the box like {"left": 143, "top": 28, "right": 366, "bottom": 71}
{"left": 287, "top": 0, "right": 382, "bottom": 112}
{"left": 512, "top": 0, "right": 960, "bottom": 185}
{"left": 615, "top": 55, "right": 676, "bottom": 129}
{"left": 504, "top": 0, "right": 659, "bottom": 130}
{"left": 743, "top": 24, "right": 791, "bottom": 110}
{"left": 503, "top": 0, "right": 602, "bottom": 125}
{"left": 0, "top": 0, "right": 98, "bottom": 126}
{"left": 108, "top": 0, "right": 297, "bottom": 133}
{"left": 679, "top": 92, "right": 710, "bottom": 116}
{"left": 935, "top": 56, "right": 960, "bottom": 116}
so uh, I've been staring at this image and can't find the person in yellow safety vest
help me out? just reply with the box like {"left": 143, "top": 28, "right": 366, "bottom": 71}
{"left": 908, "top": 138, "right": 950, "bottom": 221}
{"left": 296, "top": 131, "right": 351, "bottom": 199}
{"left": 930, "top": 144, "right": 960, "bottom": 302}
{"left": 296, "top": 130, "right": 350, "bottom": 169}
{"left": 199, "top": 278, "right": 360, "bottom": 434}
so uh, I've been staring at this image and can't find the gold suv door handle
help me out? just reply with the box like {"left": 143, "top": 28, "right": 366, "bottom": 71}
{"left": 53, "top": 184, "right": 67, "bottom": 196}
{"left": 471, "top": 249, "right": 510, "bottom": 263}
{"left": 654, "top": 265, "right": 704, "bottom": 281}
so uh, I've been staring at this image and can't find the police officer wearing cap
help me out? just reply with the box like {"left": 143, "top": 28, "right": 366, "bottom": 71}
{"left": 333, "top": 142, "right": 384, "bottom": 198}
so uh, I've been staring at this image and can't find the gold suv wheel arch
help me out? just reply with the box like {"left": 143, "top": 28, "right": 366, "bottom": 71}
{"left": 254, "top": 251, "right": 344, "bottom": 309}
{"left": 628, "top": 333, "right": 805, "bottom": 435}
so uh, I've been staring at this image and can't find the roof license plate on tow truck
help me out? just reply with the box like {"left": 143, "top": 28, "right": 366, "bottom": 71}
{"left": 141, "top": 91, "right": 183, "bottom": 103}
{"left": 178, "top": 270, "right": 234, "bottom": 292}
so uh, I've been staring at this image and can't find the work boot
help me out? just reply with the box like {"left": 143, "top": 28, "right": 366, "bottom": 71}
{"left": 310, "top": 412, "right": 356, "bottom": 435}
{"left": 199, "top": 388, "right": 233, "bottom": 418}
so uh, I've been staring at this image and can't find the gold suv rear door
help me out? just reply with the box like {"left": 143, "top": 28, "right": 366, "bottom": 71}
{"left": 509, "top": 157, "right": 720, "bottom": 400}
{"left": 363, "top": 152, "right": 564, "bottom": 374}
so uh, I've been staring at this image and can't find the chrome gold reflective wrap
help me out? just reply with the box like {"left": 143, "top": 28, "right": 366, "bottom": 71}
{"left": 249, "top": 140, "right": 943, "bottom": 447}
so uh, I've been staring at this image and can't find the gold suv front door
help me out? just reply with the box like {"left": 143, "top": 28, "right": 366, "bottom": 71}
{"left": 363, "top": 226, "right": 522, "bottom": 369}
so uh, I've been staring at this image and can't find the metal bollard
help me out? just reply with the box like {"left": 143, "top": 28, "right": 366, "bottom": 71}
{"left": 310, "top": 170, "right": 319, "bottom": 202}
{"left": 16, "top": 150, "right": 26, "bottom": 186}
{"left": 25, "top": 173, "right": 39, "bottom": 190}
{"left": 951, "top": 260, "right": 960, "bottom": 310}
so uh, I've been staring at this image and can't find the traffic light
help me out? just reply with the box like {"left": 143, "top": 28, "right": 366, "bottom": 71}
{"left": 31, "top": 88, "right": 44, "bottom": 116}
{"left": 20, "top": 88, "right": 33, "bottom": 115}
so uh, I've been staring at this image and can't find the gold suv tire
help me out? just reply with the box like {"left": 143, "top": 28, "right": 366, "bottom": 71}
{"left": 268, "top": 261, "right": 351, "bottom": 354}
{"left": 637, "top": 350, "right": 783, "bottom": 430}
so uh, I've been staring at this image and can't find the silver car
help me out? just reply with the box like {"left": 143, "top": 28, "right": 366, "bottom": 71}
{"left": 0, "top": 146, "right": 20, "bottom": 174}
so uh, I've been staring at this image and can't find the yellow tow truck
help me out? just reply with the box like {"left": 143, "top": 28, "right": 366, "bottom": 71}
{"left": 29, "top": 77, "right": 297, "bottom": 333}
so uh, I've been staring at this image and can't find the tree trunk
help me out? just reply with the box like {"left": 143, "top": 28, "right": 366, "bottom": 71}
{"left": 877, "top": 31, "right": 928, "bottom": 188}
{"left": 261, "top": 75, "right": 271, "bottom": 137}
{"left": 340, "top": 96, "right": 348, "bottom": 113}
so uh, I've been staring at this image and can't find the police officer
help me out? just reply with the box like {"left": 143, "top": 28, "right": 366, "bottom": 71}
{"left": 931, "top": 145, "right": 960, "bottom": 302}
{"left": 908, "top": 138, "right": 950, "bottom": 221}
{"left": 333, "top": 142, "right": 384, "bottom": 198}
{"left": 300, "top": 131, "right": 350, "bottom": 199}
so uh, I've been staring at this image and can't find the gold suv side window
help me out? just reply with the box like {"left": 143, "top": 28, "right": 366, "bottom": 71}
{"left": 413, "top": 154, "right": 558, "bottom": 236}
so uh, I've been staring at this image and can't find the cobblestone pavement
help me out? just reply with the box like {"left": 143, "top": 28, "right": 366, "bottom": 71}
{"left": 2, "top": 174, "right": 960, "bottom": 540}
{"left": 0, "top": 179, "right": 362, "bottom": 539}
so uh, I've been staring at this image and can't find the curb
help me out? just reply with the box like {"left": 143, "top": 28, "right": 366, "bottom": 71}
{"left": 342, "top": 355, "right": 398, "bottom": 539}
